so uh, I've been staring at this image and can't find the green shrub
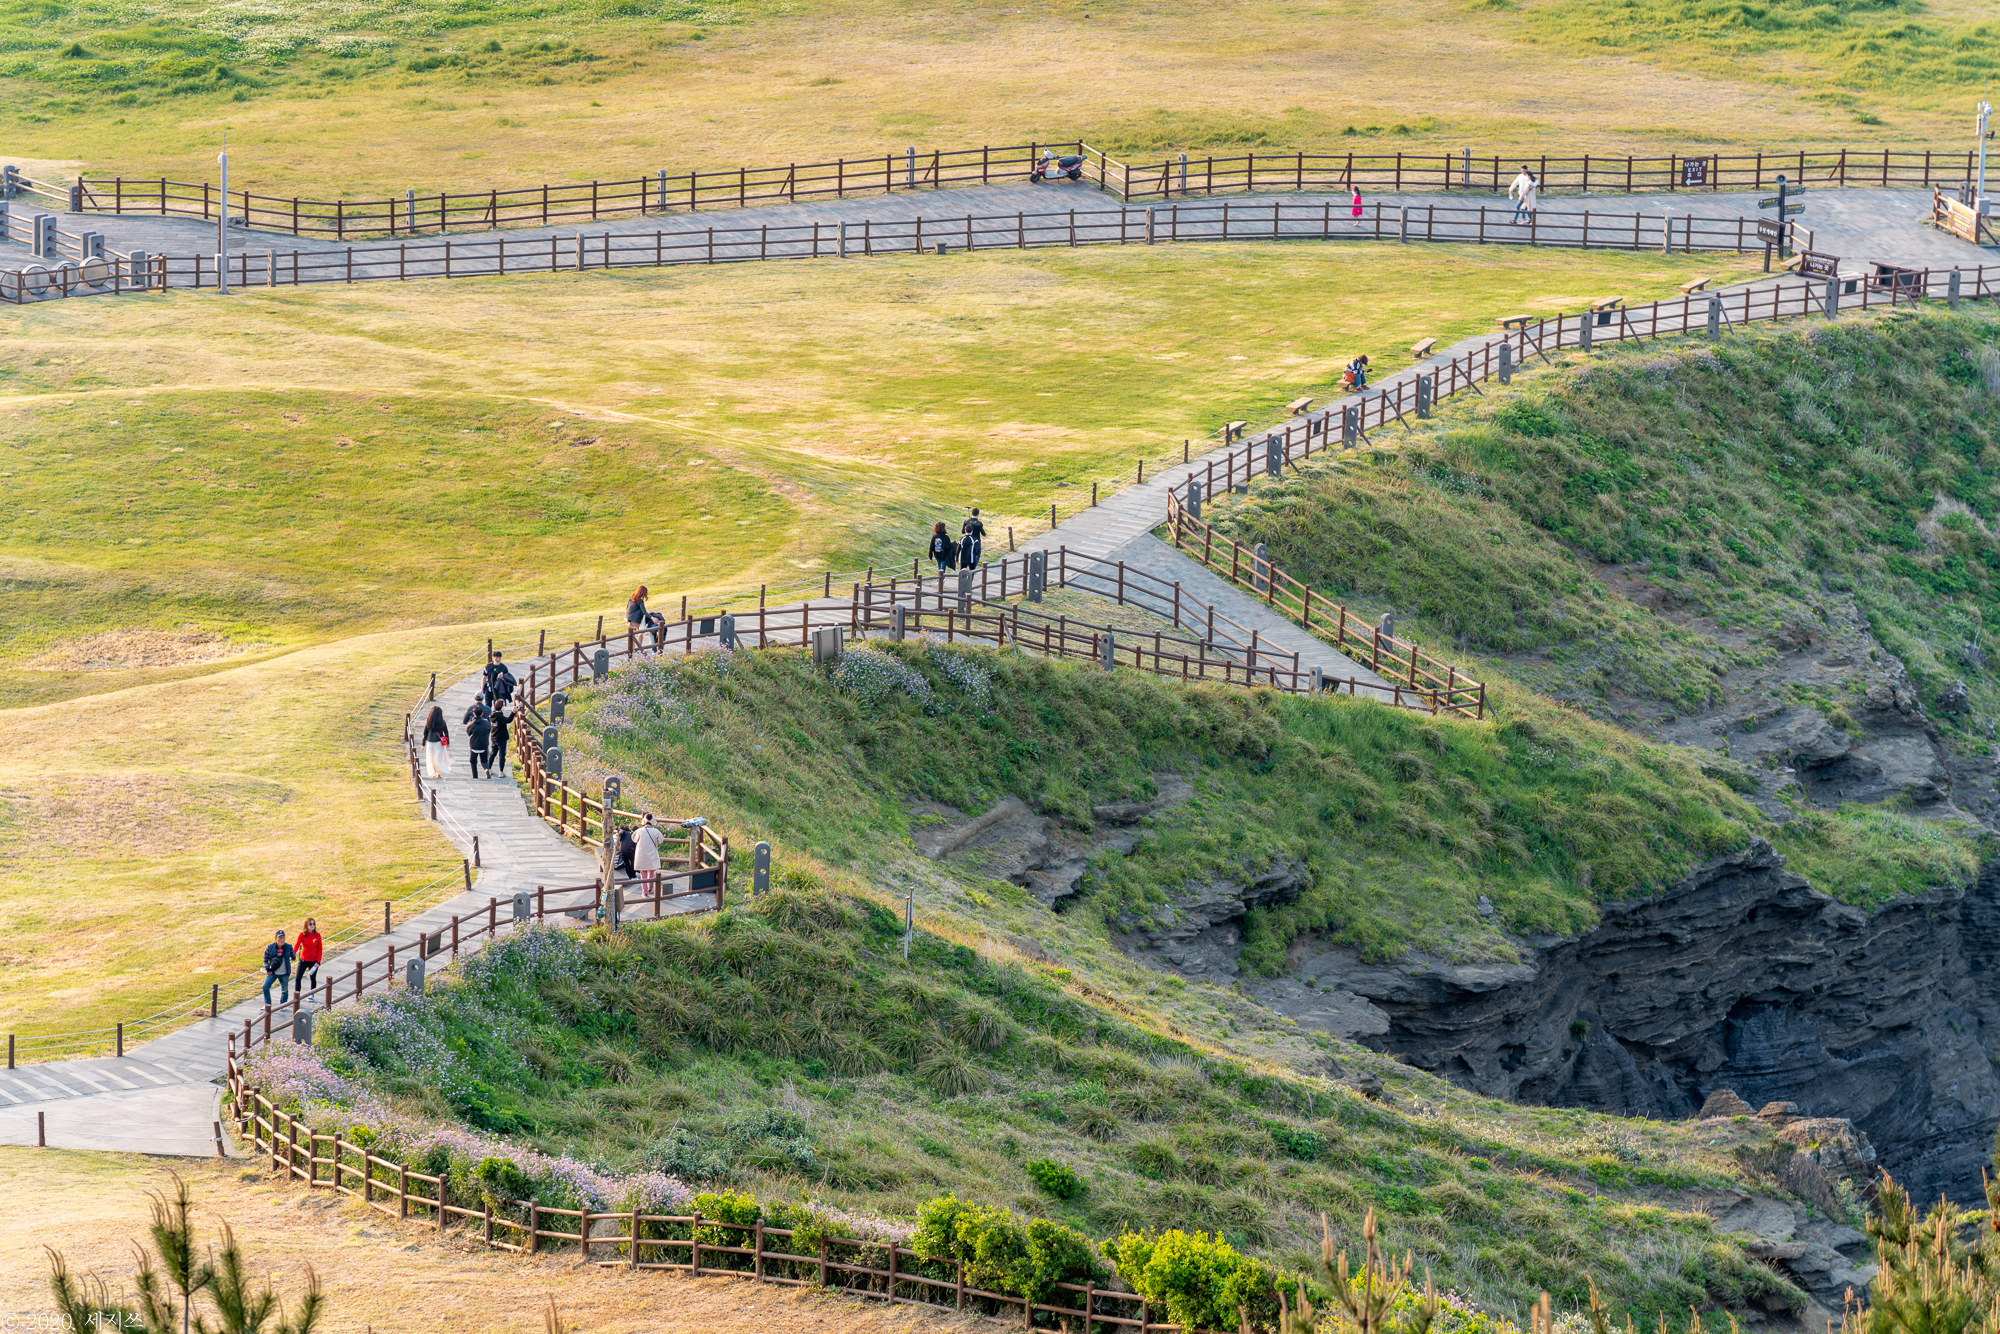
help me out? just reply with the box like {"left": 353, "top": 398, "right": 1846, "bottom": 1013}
{"left": 1025, "top": 1157, "right": 1086, "bottom": 1200}
{"left": 1111, "top": 1228, "right": 1279, "bottom": 1331}
{"left": 912, "top": 1194, "right": 1106, "bottom": 1302}
{"left": 473, "top": 1154, "right": 531, "bottom": 1206}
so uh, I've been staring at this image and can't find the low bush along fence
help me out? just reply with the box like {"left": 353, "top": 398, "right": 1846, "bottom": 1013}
{"left": 230, "top": 1066, "right": 1346, "bottom": 1334}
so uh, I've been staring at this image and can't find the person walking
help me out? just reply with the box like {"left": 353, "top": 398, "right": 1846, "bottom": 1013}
{"left": 465, "top": 699, "right": 492, "bottom": 779}
{"left": 262, "top": 930, "right": 295, "bottom": 1006}
{"left": 928, "top": 522, "right": 958, "bottom": 575}
{"left": 959, "top": 508, "right": 986, "bottom": 571}
{"left": 489, "top": 692, "right": 515, "bottom": 777}
{"left": 633, "top": 812, "right": 666, "bottom": 897}
{"left": 294, "top": 918, "right": 323, "bottom": 998}
{"left": 422, "top": 705, "right": 451, "bottom": 778}
{"left": 482, "top": 652, "right": 516, "bottom": 704}
{"left": 1351, "top": 187, "right": 1364, "bottom": 229}
{"left": 1509, "top": 166, "right": 1538, "bottom": 224}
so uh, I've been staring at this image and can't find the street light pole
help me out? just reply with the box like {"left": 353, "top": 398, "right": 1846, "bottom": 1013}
{"left": 1979, "top": 98, "right": 1992, "bottom": 207}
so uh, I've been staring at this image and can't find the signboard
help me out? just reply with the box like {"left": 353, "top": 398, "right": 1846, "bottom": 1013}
{"left": 1681, "top": 157, "right": 1709, "bottom": 187}
{"left": 1758, "top": 190, "right": 1807, "bottom": 208}
{"left": 1796, "top": 249, "right": 1839, "bottom": 279}
{"left": 1756, "top": 217, "right": 1784, "bottom": 243}
{"left": 1939, "top": 198, "right": 1990, "bottom": 246}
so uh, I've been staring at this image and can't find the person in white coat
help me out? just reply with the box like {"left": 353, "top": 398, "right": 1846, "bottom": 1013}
{"left": 633, "top": 812, "right": 666, "bottom": 897}
{"left": 1509, "top": 166, "right": 1539, "bottom": 224}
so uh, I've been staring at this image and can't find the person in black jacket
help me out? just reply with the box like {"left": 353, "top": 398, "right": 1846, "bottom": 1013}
{"left": 489, "top": 693, "right": 514, "bottom": 777}
{"left": 464, "top": 698, "right": 492, "bottom": 779}
{"left": 928, "top": 522, "right": 957, "bottom": 574}
{"left": 959, "top": 508, "right": 986, "bottom": 570}
{"left": 262, "top": 930, "right": 295, "bottom": 1005}
{"left": 482, "top": 654, "right": 516, "bottom": 703}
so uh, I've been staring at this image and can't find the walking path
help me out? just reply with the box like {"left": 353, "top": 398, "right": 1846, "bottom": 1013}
{"left": 1, "top": 182, "right": 1985, "bottom": 279}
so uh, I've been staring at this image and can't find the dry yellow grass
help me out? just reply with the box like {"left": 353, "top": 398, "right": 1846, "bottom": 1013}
{"left": 1, "top": 1149, "right": 970, "bottom": 1334}
{"left": 5, "top": 0, "right": 1969, "bottom": 196}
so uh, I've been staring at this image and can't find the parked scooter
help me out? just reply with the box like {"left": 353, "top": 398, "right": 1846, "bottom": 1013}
{"left": 1031, "top": 151, "right": 1086, "bottom": 183}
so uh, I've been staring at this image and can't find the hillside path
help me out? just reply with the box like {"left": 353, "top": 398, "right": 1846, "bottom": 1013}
{"left": 0, "top": 183, "right": 1983, "bottom": 277}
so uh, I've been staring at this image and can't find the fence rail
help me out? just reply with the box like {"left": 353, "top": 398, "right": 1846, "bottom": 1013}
{"left": 1107, "top": 145, "right": 1986, "bottom": 201}
{"left": 0, "top": 197, "right": 1809, "bottom": 304}
{"left": 1168, "top": 263, "right": 1999, "bottom": 504}
{"left": 20, "top": 142, "right": 1974, "bottom": 240}
{"left": 459, "top": 550, "right": 1481, "bottom": 720}
{"left": 55, "top": 141, "right": 1100, "bottom": 239}
{"left": 229, "top": 1080, "right": 1222, "bottom": 1332}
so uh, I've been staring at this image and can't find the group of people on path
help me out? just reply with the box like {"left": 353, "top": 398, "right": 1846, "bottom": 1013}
{"left": 420, "top": 653, "right": 519, "bottom": 781}
{"left": 261, "top": 919, "right": 323, "bottom": 1005}
{"left": 928, "top": 509, "right": 987, "bottom": 574}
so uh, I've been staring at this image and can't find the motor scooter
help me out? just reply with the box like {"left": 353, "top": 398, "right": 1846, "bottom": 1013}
{"left": 1031, "top": 152, "right": 1086, "bottom": 183}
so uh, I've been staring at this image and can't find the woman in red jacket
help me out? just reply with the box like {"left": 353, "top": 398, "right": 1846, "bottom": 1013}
{"left": 294, "top": 918, "right": 324, "bottom": 997}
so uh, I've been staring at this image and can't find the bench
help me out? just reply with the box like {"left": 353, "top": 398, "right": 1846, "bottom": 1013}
{"left": 1409, "top": 337, "right": 1437, "bottom": 358}
{"left": 1590, "top": 296, "right": 1623, "bottom": 326}
{"left": 1225, "top": 420, "right": 1248, "bottom": 441}
{"left": 1679, "top": 276, "right": 1710, "bottom": 294}
{"left": 1495, "top": 313, "right": 1533, "bottom": 330}
{"left": 1286, "top": 396, "right": 1315, "bottom": 416}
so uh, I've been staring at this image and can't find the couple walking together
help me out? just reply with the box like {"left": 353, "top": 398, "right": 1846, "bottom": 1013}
{"left": 261, "top": 919, "right": 323, "bottom": 1005}
{"left": 929, "top": 509, "right": 986, "bottom": 574}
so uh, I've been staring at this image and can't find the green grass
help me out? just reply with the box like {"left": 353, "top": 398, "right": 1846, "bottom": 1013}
{"left": 1520, "top": 0, "right": 2000, "bottom": 108}
{"left": 564, "top": 639, "right": 1770, "bottom": 968}
{"left": 270, "top": 891, "right": 1803, "bottom": 1326}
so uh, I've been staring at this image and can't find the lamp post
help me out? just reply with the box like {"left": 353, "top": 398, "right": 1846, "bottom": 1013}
{"left": 1979, "top": 98, "right": 1992, "bottom": 208}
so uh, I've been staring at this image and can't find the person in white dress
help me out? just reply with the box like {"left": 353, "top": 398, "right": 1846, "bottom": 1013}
{"left": 633, "top": 812, "right": 666, "bottom": 897}
{"left": 421, "top": 706, "right": 451, "bottom": 778}
{"left": 1509, "top": 166, "right": 1539, "bottom": 224}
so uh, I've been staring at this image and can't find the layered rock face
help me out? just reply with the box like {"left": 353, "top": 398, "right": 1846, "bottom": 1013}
{"left": 1287, "top": 843, "right": 2000, "bottom": 1202}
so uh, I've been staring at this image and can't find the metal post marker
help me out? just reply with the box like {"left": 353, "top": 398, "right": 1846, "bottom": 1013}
{"left": 753, "top": 842, "right": 771, "bottom": 895}
{"left": 217, "top": 139, "right": 230, "bottom": 295}
{"left": 902, "top": 886, "right": 914, "bottom": 961}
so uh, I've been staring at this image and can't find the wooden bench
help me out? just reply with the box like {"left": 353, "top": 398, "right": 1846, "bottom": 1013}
{"left": 1286, "top": 396, "right": 1315, "bottom": 416}
{"left": 1409, "top": 337, "right": 1437, "bottom": 358}
{"left": 1589, "top": 296, "right": 1623, "bottom": 326}
{"left": 1679, "top": 276, "right": 1710, "bottom": 294}
{"left": 1225, "top": 420, "right": 1248, "bottom": 441}
{"left": 1495, "top": 313, "right": 1533, "bottom": 330}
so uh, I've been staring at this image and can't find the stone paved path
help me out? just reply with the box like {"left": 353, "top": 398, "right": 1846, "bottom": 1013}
{"left": 3, "top": 182, "right": 1987, "bottom": 280}
{"left": 0, "top": 656, "right": 608, "bottom": 1156}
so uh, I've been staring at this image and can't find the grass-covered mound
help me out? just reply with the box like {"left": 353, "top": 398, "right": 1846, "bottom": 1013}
{"left": 1205, "top": 311, "right": 2000, "bottom": 904}
{"left": 566, "top": 638, "right": 1767, "bottom": 964}
{"left": 254, "top": 903, "right": 1801, "bottom": 1325}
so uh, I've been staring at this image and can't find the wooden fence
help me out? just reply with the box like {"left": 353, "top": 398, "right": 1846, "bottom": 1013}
{"left": 227, "top": 1079, "right": 1209, "bottom": 1332}
{"left": 1106, "top": 145, "right": 1989, "bottom": 202}
{"left": 1170, "top": 263, "right": 2000, "bottom": 493}
{"left": 0, "top": 197, "right": 1806, "bottom": 302}
{"left": 461, "top": 549, "right": 1482, "bottom": 718}
{"left": 28, "top": 142, "right": 1977, "bottom": 236}
{"left": 59, "top": 141, "right": 1106, "bottom": 240}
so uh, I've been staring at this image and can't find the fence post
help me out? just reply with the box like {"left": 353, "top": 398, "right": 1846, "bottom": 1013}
{"left": 528, "top": 1199, "right": 540, "bottom": 1254}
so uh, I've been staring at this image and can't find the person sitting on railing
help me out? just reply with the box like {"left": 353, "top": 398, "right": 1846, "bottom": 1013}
{"left": 928, "top": 522, "right": 958, "bottom": 574}
{"left": 421, "top": 705, "right": 451, "bottom": 778}
{"left": 626, "top": 584, "right": 667, "bottom": 650}
{"left": 262, "top": 930, "right": 295, "bottom": 1006}
{"left": 1342, "top": 355, "right": 1370, "bottom": 391}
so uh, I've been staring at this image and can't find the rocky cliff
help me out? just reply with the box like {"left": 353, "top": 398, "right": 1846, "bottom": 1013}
{"left": 1266, "top": 843, "right": 2000, "bottom": 1203}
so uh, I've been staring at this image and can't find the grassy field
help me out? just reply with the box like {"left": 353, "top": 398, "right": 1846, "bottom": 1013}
{"left": 0, "top": 242, "right": 1748, "bottom": 1040}
{"left": 0, "top": 242, "right": 1744, "bottom": 707}
{"left": 0, "top": 0, "right": 1988, "bottom": 198}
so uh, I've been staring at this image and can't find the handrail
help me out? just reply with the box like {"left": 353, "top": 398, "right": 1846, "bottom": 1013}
{"left": 230, "top": 1076, "right": 1230, "bottom": 1330}
{"left": 1162, "top": 264, "right": 1995, "bottom": 512}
